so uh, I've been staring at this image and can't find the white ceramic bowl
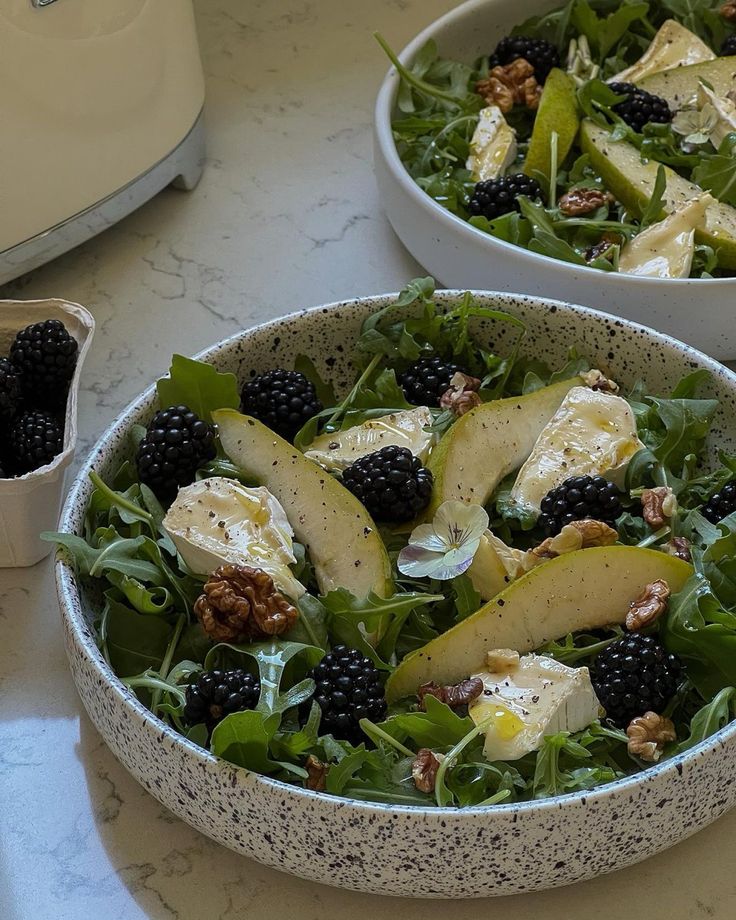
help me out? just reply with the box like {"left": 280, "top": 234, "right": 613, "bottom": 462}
{"left": 374, "top": 0, "right": 736, "bottom": 360}
{"left": 55, "top": 291, "right": 736, "bottom": 898}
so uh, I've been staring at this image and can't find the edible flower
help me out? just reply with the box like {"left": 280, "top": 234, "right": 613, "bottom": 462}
{"left": 397, "top": 501, "right": 488, "bottom": 580}
{"left": 672, "top": 103, "right": 720, "bottom": 147}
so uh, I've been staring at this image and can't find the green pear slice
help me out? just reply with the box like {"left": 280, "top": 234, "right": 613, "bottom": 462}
{"left": 385, "top": 545, "right": 692, "bottom": 701}
{"left": 580, "top": 119, "right": 736, "bottom": 268}
{"left": 425, "top": 377, "right": 580, "bottom": 518}
{"left": 214, "top": 409, "right": 393, "bottom": 598}
{"left": 638, "top": 56, "right": 736, "bottom": 110}
{"left": 524, "top": 68, "right": 580, "bottom": 180}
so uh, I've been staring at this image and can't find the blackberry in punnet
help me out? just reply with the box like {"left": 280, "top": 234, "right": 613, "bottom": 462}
{"left": 399, "top": 356, "right": 466, "bottom": 407}
{"left": 241, "top": 368, "right": 322, "bottom": 441}
{"left": 0, "top": 358, "right": 22, "bottom": 424}
{"left": 702, "top": 481, "right": 736, "bottom": 524}
{"left": 309, "top": 645, "right": 387, "bottom": 743}
{"left": 608, "top": 82, "right": 672, "bottom": 134}
{"left": 183, "top": 668, "right": 260, "bottom": 728}
{"left": 468, "top": 174, "right": 542, "bottom": 222}
{"left": 591, "top": 633, "right": 683, "bottom": 728}
{"left": 9, "top": 318, "right": 78, "bottom": 408}
{"left": 488, "top": 35, "right": 560, "bottom": 82}
{"left": 722, "top": 35, "right": 736, "bottom": 55}
{"left": 135, "top": 405, "right": 216, "bottom": 502}
{"left": 10, "top": 409, "right": 64, "bottom": 473}
{"left": 538, "top": 475, "right": 623, "bottom": 536}
{"left": 341, "top": 445, "right": 433, "bottom": 522}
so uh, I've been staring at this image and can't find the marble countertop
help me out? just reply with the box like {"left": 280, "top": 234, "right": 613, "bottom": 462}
{"left": 1, "top": 1, "right": 735, "bottom": 917}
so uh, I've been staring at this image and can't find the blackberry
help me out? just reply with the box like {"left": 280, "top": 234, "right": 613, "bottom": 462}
{"left": 241, "top": 368, "right": 322, "bottom": 441}
{"left": 702, "top": 481, "right": 736, "bottom": 524}
{"left": 399, "top": 356, "right": 466, "bottom": 407}
{"left": 10, "top": 409, "right": 64, "bottom": 473}
{"left": 342, "top": 445, "right": 433, "bottom": 522}
{"left": 0, "top": 358, "right": 22, "bottom": 424}
{"left": 722, "top": 35, "right": 736, "bottom": 55}
{"left": 10, "top": 319, "right": 78, "bottom": 408}
{"left": 608, "top": 82, "right": 672, "bottom": 134}
{"left": 309, "top": 645, "right": 387, "bottom": 743}
{"left": 538, "top": 475, "right": 623, "bottom": 537}
{"left": 468, "top": 174, "right": 542, "bottom": 222}
{"left": 135, "top": 405, "right": 216, "bottom": 502}
{"left": 183, "top": 668, "right": 260, "bottom": 728}
{"left": 591, "top": 634, "right": 683, "bottom": 728}
{"left": 488, "top": 35, "right": 560, "bottom": 82}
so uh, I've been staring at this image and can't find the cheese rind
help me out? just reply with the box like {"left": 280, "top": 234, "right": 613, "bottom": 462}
{"left": 469, "top": 653, "right": 602, "bottom": 761}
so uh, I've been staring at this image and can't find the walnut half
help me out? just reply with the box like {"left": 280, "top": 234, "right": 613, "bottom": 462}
{"left": 558, "top": 188, "right": 614, "bottom": 217}
{"left": 641, "top": 486, "right": 677, "bottom": 528}
{"left": 626, "top": 711, "right": 676, "bottom": 762}
{"left": 305, "top": 755, "right": 329, "bottom": 791}
{"left": 625, "top": 579, "right": 670, "bottom": 631}
{"left": 476, "top": 59, "right": 542, "bottom": 112}
{"left": 194, "top": 563, "right": 299, "bottom": 642}
{"left": 411, "top": 748, "right": 442, "bottom": 793}
{"left": 720, "top": 0, "right": 736, "bottom": 21}
{"left": 528, "top": 519, "right": 618, "bottom": 563}
{"left": 418, "top": 677, "right": 484, "bottom": 710}
{"left": 440, "top": 371, "right": 482, "bottom": 417}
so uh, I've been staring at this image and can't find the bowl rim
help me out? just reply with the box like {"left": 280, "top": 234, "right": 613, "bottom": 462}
{"left": 56, "top": 288, "right": 736, "bottom": 818}
{"left": 373, "top": 0, "right": 736, "bottom": 288}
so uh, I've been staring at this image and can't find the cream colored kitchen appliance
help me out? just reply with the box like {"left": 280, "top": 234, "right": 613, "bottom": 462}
{"left": 0, "top": 0, "right": 205, "bottom": 284}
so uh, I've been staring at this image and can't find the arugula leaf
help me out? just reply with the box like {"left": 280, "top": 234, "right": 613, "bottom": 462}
{"left": 210, "top": 710, "right": 287, "bottom": 775}
{"left": 103, "top": 594, "right": 174, "bottom": 678}
{"left": 640, "top": 165, "right": 667, "bottom": 229}
{"left": 571, "top": 0, "right": 650, "bottom": 60}
{"left": 156, "top": 354, "right": 239, "bottom": 423}
{"left": 661, "top": 573, "right": 736, "bottom": 697}
{"left": 674, "top": 686, "right": 736, "bottom": 753}
{"left": 692, "top": 134, "right": 736, "bottom": 207}
{"left": 376, "top": 695, "right": 475, "bottom": 748}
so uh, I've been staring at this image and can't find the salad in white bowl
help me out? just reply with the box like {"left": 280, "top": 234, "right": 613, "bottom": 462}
{"left": 49, "top": 279, "right": 736, "bottom": 808}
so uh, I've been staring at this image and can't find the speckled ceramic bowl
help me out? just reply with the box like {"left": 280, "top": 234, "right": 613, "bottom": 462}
{"left": 55, "top": 292, "right": 736, "bottom": 898}
{"left": 373, "top": 0, "right": 736, "bottom": 360}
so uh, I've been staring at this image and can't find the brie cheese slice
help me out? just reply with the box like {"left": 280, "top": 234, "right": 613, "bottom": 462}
{"left": 619, "top": 193, "right": 715, "bottom": 278}
{"left": 304, "top": 407, "right": 434, "bottom": 472}
{"left": 469, "top": 653, "right": 602, "bottom": 761}
{"left": 508, "top": 386, "right": 644, "bottom": 516}
{"left": 611, "top": 20, "right": 715, "bottom": 84}
{"left": 466, "top": 105, "right": 517, "bottom": 182}
{"left": 163, "top": 477, "right": 305, "bottom": 598}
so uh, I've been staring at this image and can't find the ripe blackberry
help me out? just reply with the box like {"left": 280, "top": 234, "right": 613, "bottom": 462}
{"left": 309, "top": 645, "right": 387, "bottom": 743}
{"left": 702, "top": 481, "right": 736, "bottom": 524}
{"left": 608, "top": 82, "right": 672, "bottom": 134}
{"left": 183, "top": 668, "right": 260, "bottom": 727}
{"left": 468, "top": 174, "right": 542, "bottom": 222}
{"left": 9, "top": 319, "right": 78, "bottom": 408}
{"left": 135, "top": 405, "right": 216, "bottom": 502}
{"left": 722, "top": 35, "right": 736, "bottom": 55}
{"left": 0, "top": 358, "right": 22, "bottom": 424}
{"left": 241, "top": 368, "right": 323, "bottom": 441}
{"left": 342, "top": 445, "right": 433, "bottom": 522}
{"left": 399, "top": 356, "right": 466, "bottom": 407}
{"left": 488, "top": 35, "right": 560, "bottom": 82}
{"left": 538, "top": 475, "right": 623, "bottom": 537}
{"left": 591, "top": 634, "right": 683, "bottom": 728}
{"left": 10, "top": 409, "right": 64, "bottom": 473}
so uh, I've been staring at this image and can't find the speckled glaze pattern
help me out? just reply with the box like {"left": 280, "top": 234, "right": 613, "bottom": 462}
{"left": 56, "top": 292, "right": 736, "bottom": 898}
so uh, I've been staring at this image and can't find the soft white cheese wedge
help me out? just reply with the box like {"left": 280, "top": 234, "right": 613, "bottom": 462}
{"left": 619, "top": 193, "right": 715, "bottom": 278}
{"left": 304, "top": 407, "right": 434, "bottom": 472}
{"left": 508, "top": 386, "right": 644, "bottom": 516}
{"left": 163, "top": 477, "right": 305, "bottom": 598}
{"left": 469, "top": 653, "right": 602, "bottom": 761}
{"left": 466, "top": 105, "right": 517, "bottom": 182}
{"left": 611, "top": 20, "right": 715, "bottom": 84}
{"left": 697, "top": 83, "right": 736, "bottom": 147}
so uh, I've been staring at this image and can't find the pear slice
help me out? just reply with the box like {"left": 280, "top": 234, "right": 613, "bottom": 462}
{"left": 523, "top": 68, "right": 580, "bottom": 181}
{"left": 425, "top": 377, "right": 580, "bottom": 519}
{"left": 638, "top": 56, "right": 736, "bottom": 110}
{"left": 611, "top": 20, "right": 715, "bottom": 84}
{"left": 214, "top": 409, "right": 393, "bottom": 599}
{"left": 580, "top": 119, "right": 736, "bottom": 268}
{"left": 385, "top": 545, "right": 692, "bottom": 701}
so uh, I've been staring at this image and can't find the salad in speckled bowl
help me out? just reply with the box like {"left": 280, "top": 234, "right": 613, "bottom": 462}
{"left": 377, "top": 0, "right": 736, "bottom": 279}
{"left": 48, "top": 277, "right": 736, "bottom": 816}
